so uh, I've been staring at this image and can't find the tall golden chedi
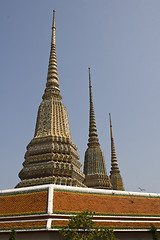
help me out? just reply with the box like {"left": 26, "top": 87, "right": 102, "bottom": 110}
{"left": 83, "top": 68, "right": 112, "bottom": 189}
{"left": 109, "top": 113, "right": 124, "bottom": 190}
{"left": 16, "top": 11, "right": 85, "bottom": 188}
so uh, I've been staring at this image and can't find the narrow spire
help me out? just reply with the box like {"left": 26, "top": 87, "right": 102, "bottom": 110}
{"left": 83, "top": 69, "right": 112, "bottom": 189}
{"left": 109, "top": 113, "right": 124, "bottom": 190}
{"left": 88, "top": 68, "right": 99, "bottom": 147}
{"left": 109, "top": 113, "right": 120, "bottom": 174}
{"left": 43, "top": 10, "right": 61, "bottom": 99}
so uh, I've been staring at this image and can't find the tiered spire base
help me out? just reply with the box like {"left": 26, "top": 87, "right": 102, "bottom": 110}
{"left": 16, "top": 98, "right": 85, "bottom": 188}
{"left": 84, "top": 147, "right": 112, "bottom": 189}
{"left": 110, "top": 173, "right": 124, "bottom": 191}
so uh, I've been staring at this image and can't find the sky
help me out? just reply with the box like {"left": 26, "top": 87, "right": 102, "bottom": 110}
{"left": 0, "top": 0, "right": 160, "bottom": 193}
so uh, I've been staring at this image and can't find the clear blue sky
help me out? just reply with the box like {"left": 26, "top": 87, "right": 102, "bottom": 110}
{"left": 0, "top": 0, "right": 160, "bottom": 193}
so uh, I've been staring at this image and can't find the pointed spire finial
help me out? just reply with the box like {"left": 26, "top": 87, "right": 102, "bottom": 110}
{"left": 109, "top": 113, "right": 112, "bottom": 126}
{"left": 52, "top": 10, "right": 56, "bottom": 45}
{"left": 88, "top": 68, "right": 99, "bottom": 147}
{"left": 43, "top": 10, "right": 62, "bottom": 100}
{"left": 109, "top": 113, "right": 113, "bottom": 140}
{"left": 89, "top": 67, "right": 91, "bottom": 88}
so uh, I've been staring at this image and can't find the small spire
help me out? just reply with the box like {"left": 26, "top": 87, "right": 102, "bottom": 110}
{"left": 83, "top": 69, "right": 112, "bottom": 189}
{"left": 43, "top": 10, "right": 61, "bottom": 99}
{"left": 109, "top": 113, "right": 124, "bottom": 190}
{"left": 88, "top": 68, "right": 99, "bottom": 147}
{"left": 109, "top": 113, "right": 120, "bottom": 173}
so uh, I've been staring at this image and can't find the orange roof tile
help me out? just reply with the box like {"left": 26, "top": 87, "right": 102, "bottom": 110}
{"left": 0, "top": 221, "right": 47, "bottom": 230}
{"left": 0, "top": 190, "right": 48, "bottom": 216}
{"left": 53, "top": 190, "right": 160, "bottom": 216}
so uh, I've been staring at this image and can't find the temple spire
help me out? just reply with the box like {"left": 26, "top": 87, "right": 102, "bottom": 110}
{"left": 16, "top": 11, "right": 85, "bottom": 188}
{"left": 109, "top": 113, "right": 119, "bottom": 173}
{"left": 109, "top": 113, "right": 124, "bottom": 190}
{"left": 88, "top": 68, "right": 99, "bottom": 147}
{"left": 83, "top": 69, "right": 112, "bottom": 189}
{"left": 43, "top": 10, "right": 61, "bottom": 100}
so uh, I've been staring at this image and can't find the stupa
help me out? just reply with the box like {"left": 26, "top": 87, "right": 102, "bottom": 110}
{"left": 16, "top": 11, "right": 85, "bottom": 188}
{"left": 83, "top": 68, "right": 112, "bottom": 189}
{"left": 109, "top": 113, "right": 124, "bottom": 190}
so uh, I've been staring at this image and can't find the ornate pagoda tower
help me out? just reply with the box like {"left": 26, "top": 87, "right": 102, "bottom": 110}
{"left": 83, "top": 68, "right": 112, "bottom": 189}
{"left": 109, "top": 113, "right": 124, "bottom": 190}
{"left": 16, "top": 11, "right": 85, "bottom": 188}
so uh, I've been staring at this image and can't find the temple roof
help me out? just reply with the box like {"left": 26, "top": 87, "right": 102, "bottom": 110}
{"left": 1, "top": 184, "right": 160, "bottom": 232}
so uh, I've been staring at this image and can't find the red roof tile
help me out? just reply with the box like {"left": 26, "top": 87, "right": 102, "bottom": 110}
{"left": 53, "top": 190, "right": 160, "bottom": 216}
{"left": 0, "top": 191, "right": 48, "bottom": 216}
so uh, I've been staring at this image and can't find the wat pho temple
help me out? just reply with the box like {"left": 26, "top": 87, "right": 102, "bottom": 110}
{"left": 0, "top": 11, "right": 160, "bottom": 240}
